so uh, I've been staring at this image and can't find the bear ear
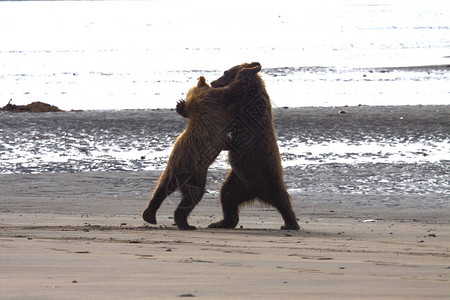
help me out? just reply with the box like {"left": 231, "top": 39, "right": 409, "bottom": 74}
{"left": 236, "top": 64, "right": 262, "bottom": 79}
{"left": 247, "top": 62, "right": 261, "bottom": 70}
{"left": 197, "top": 76, "right": 208, "bottom": 88}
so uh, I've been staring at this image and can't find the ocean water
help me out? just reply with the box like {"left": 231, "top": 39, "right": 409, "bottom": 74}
{"left": 0, "top": 0, "right": 449, "bottom": 110}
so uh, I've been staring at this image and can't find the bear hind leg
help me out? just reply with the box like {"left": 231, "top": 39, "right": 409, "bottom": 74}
{"left": 174, "top": 177, "right": 206, "bottom": 230}
{"left": 208, "top": 171, "right": 255, "bottom": 229}
{"left": 259, "top": 186, "right": 300, "bottom": 230}
{"left": 142, "top": 174, "right": 175, "bottom": 225}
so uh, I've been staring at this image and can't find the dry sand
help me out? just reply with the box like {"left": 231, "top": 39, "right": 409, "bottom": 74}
{"left": 0, "top": 171, "right": 449, "bottom": 299}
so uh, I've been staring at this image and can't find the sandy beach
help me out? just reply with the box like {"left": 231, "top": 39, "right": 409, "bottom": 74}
{"left": 1, "top": 169, "right": 449, "bottom": 299}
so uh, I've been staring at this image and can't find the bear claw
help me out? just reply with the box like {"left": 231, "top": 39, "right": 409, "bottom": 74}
{"left": 175, "top": 99, "right": 188, "bottom": 118}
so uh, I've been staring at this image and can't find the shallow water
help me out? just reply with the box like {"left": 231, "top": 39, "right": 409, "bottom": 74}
{"left": 1, "top": 106, "right": 448, "bottom": 173}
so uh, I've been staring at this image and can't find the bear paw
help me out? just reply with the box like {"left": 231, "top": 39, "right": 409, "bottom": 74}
{"left": 208, "top": 220, "right": 238, "bottom": 229}
{"left": 176, "top": 99, "right": 188, "bottom": 118}
{"left": 281, "top": 223, "right": 300, "bottom": 230}
{"left": 178, "top": 224, "right": 197, "bottom": 230}
{"left": 142, "top": 208, "right": 157, "bottom": 224}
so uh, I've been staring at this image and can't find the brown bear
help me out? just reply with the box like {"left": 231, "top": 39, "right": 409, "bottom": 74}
{"left": 176, "top": 62, "right": 300, "bottom": 230}
{"left": 142, "top": 66, "right": 262, "bottom": 230}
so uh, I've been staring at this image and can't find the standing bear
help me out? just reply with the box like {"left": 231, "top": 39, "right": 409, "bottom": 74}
{"left": 174, "top": 62, "right": 300, "bottom": 230}
{"left": 142, "top": 65, "right": 263, "bottom": 230}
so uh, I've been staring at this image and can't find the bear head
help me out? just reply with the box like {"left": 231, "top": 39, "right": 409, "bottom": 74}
{"left": 176, "top": 76, "right": 209, "bottom": 118}
{"left": 175, "top": 63, "right": 262, "bottom": 119}
{"left": 177, "top": 76, "right": 231, "bottom": 122}
{"left": 211, "top": 62, "right": 261, "bottom": 88}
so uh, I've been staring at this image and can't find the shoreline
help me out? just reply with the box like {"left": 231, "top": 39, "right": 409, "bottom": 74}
{"left": 1, "top": 103, "right": 448, "bottom": 113}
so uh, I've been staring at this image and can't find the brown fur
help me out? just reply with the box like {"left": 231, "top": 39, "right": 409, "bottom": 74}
{"left": 176, "top": 62, "right": 300, "bottom": 230}
{"left": 142, "top": 70, "right": 262, "bottom": 230}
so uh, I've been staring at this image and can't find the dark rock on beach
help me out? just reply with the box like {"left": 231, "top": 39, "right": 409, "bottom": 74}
{"left": 1, "top": 100, "right": 63, "bottom": 113}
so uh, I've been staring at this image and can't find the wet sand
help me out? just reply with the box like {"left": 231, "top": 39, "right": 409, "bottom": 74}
{"left": 0, "top": 170, "right": 449, "bottom": 299}
{"left": 0, "top": 105, "right": 449, "bottom": 299}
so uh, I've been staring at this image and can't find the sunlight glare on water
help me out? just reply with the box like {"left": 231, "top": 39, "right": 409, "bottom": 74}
{"left": 0, "top": 0, "right": 449, "bottom": 110}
